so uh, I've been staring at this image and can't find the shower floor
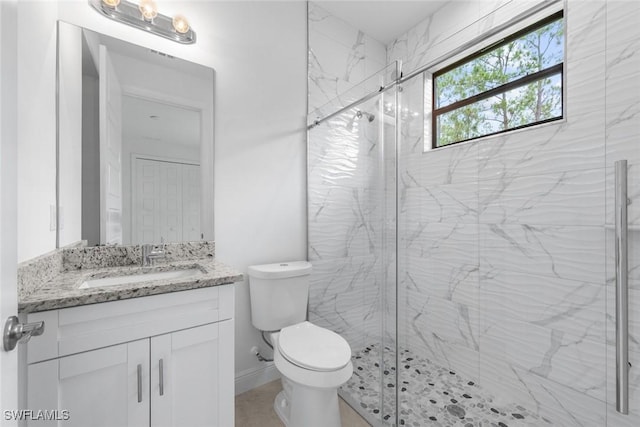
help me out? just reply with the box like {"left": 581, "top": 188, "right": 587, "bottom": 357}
{"left": 340, "top": 344, "right": 546, "bottom": 427}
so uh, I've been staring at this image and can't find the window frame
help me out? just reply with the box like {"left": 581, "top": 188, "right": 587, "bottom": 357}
{"left": 431, "top": 10, "right": 564, "bottom": 149}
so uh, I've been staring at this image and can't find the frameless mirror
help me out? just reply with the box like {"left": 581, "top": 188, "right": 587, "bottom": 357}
{"left": 57, "top": 21, "right": 214, "bottom": 247}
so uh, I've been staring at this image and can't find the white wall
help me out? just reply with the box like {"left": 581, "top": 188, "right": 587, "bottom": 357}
{"left": 17, "top": 1, "right": 58, "bottom": 262}
{"left": 19, "top": 0, "right": 307, "bottom": 390}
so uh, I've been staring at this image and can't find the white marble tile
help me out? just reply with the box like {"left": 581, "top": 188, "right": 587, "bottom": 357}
{"left": 396, "top": 0, "right": 557, "bottom": 76}
{"left": 309, "top": 30, "right": 366, "bottom": 103}
{"left": 605, "top": 101, "right": 640, "bottom": 166}
{"left": 402, "top": 253, "right": 478, "bottom": 308}
{"left": 606, "top": 0, "right": 640, "bottom": 48}
{"left": 404, "top": 140, "right": 479, "bottom": 186}
{"left": 479, "top": 168, "right": 605, "bottom": 226}
{"left": 480, "top": 313, "right": 606, "bottom": 401}
{"left": 308, "top": 186, "right": 381, "bottom": 260}
{"left": 308, "top": 256, "right": 380, "bottom": 351}
{"left": 478, "top": 355, "right": 542, "bottom": 411}
{"left": 477, "top": 107, "right": 603, "bottom": 184}
{"left": 404, "top": 339, "right": 481, "bottom": 386}
{"left": 480, "top": 269, "right": 605, "bottom": 344}
{"left": 404, "top": 221, "right": 478, "bottom": 259}
{"left": 500, "top": 363, "right": 606, "bottom": 426}
{"left": 391, "top": 0, "right": 503, "bottom": 74}
{"left": 479, "top": 223, "right": 605, "bottom": 284}
{"left": 405, "top": 288, "right": 479, "bottom": 352}
{"left": 479, "top": 355, "right": 608, "bottom": 426}
{"left": 308, "top": 117, "right": 380, "bottom": 189}
{"left": 605, "top": 38, "right": 640, "bottom": 113}
{"left": 605, "top": 23, "right": 640, "bottom": 166}
{"left": 566, "top": 48, "right": 606, "bottom": 120}
{"left": 308, "top": 2, "right": 363, "bottom": 51}
{"left": 386, "top": 36, "right": 407, "bottom": 71}
{"left": 402, "top": 183, "right": 478, "bottom": 225}
{"left": 566, "top": 0, "right": 606, "bottom": 62}
{"left": 475, "top": 0, "right": 536, "bottom": 36}
{"left": 363, "top": 34, "right": 386, "bottom": 77}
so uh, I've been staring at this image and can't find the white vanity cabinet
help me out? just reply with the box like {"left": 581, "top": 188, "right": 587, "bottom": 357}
{"left": 24, "top": 285, "right": 234, "bottom": 427}
{"left": 28, "top": 339, "right": 150, "bottom": 427}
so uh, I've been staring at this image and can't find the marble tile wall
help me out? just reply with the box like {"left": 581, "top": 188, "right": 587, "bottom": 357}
{"left": 307, "top": 96, "right": 387, "bottom": 352}
{"left": 308, "top": 2, "right": 387, "bottom": 116}
{"left": 604, "top": 1, "right": 640, "bottom": 425}
{"left": 308, "top": 0, "right": 639, "bottom": 424}
{"left": 390, "top": 0, "right": 640, "bottom": 425}
{"left": 307, "top": 2, "right": 393, "bottom": 355}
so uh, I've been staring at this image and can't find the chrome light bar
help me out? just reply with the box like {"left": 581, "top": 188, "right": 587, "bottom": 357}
{"left": 89, "top": 0, "right": 196, "bottom": 45}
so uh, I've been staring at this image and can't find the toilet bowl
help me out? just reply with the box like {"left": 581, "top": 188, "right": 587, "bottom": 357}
{"left": 271, "top": 322, "right": 353, "bottom": 427}
{"left": 247, "top": 261, "right": 353, "bottom": 427}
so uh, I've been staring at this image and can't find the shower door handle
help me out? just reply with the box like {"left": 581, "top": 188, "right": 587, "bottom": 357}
{"left": 615, "top": 159, "right": 629, "bottom": 415}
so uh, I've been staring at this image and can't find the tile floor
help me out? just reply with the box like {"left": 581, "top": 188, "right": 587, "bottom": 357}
{"left": 235, "top": 379, "right": 371, "bottom": 427}
{"left": 342, "top": 344, "right": 546, "bottom": 427}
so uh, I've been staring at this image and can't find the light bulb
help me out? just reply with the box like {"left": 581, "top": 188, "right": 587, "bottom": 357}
{"left": 139, "top": 0, "right": 158, "bottom": 21}
{"left": 172, "top": 15, "right": 190, "bottom": 34}
{"left": 102, "top": 0, "right": 120, "bottom": 7}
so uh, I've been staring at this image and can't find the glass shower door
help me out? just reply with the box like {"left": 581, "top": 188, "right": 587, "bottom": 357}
{"left": 605, "top": 1, "right": 640, "bottom": 425}
{"left": 306, "top": 63, "right": 399, "bottom": 427}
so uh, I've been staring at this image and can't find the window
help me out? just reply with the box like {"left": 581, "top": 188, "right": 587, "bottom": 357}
{"left": 432, "top": 12, "right": 564, "bottom": 149}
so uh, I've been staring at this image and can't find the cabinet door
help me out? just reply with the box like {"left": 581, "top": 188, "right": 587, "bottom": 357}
{"left": 151, "top": 320, "right": 234, "bottom": 427}
{"left": 27, "top": 340, "right": 149, "bottom": 427}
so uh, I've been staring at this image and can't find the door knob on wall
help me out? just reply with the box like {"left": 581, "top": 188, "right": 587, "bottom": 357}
{"left": 3, "top": 316, "right": 45, "bottom": 351}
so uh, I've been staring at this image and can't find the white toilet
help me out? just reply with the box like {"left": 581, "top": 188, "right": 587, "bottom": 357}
{"left": 248, "top": 261, "right": 353, "bottom": 427}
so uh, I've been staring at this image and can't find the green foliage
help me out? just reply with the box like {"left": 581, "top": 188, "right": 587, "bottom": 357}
{"left": 435, "top": 18, "right": 564, "bottom": 147}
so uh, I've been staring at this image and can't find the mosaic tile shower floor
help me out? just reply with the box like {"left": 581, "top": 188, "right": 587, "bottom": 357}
{"left": 341, "top": 344, "right": 548, "bottom": 427}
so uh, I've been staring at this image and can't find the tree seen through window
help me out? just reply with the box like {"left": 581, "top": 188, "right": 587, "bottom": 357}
{"left": 433, "top": 12, "right": 564, "bottom": 148}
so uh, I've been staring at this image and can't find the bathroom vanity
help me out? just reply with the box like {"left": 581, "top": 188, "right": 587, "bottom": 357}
{"left": 18, "top": 244, "right": 242, "bottom": 427}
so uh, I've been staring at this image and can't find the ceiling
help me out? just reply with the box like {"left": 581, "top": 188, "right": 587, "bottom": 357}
{"left": 122, "top": 96, "right": 201, "bottom": 147}
{"left": 316, "top": 1, "right": 447, "bottom": 44}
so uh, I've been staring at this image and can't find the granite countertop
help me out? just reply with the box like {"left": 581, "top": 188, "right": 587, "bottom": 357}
{"left": 19, "top": 258, "right": 243, "bottom": 314}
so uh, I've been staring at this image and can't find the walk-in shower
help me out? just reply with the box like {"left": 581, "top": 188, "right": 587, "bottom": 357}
{"left": 307, "top": 0, "right": 640, "bottom": 426}
{"left": 307, "top": 59, "right": 550, "bottom": 426}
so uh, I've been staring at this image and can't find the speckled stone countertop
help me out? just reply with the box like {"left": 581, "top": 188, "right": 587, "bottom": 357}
{"left": 19, "top": 258, "right": 243, "bottom": 314}
{"left": 18, "top": 241, "right": 243, "bottom": 314}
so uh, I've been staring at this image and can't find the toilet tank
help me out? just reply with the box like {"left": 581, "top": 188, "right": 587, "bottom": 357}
{"left": 248, "top": 261, "right": 312, "bottom": 332}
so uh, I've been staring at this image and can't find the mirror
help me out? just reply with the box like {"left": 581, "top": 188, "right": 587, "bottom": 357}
{"left": 57, "top": 21, "right": 214, "bottom": 247}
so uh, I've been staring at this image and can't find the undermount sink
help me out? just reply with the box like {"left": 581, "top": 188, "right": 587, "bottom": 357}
{"left": 79, "top": 267, "right": 203, "bottom": 289}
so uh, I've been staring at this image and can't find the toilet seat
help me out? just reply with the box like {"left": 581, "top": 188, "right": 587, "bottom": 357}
{"left": 277, "top": 322, "right": 351, "bottom": 372}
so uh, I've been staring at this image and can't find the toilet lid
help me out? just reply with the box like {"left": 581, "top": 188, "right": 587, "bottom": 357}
{"left": 278, "top": 322, "right": 351, "bottom": 372}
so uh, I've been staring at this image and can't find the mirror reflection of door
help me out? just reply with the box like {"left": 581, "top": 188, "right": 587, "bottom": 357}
{"left": 133, "top": 158, "right": 201, "bottom": 245}
{"left": 125, "top": 96, "right": 202, "bottom": 245}
{"left": 77, "top": 27, "right": 210, "bottom": 247}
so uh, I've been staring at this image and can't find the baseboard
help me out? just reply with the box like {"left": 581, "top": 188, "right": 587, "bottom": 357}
{"left": 235, "top": 363, "right": 281, "bottom": 396}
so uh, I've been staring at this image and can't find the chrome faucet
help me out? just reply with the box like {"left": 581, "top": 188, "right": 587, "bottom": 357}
{"left": 141, "top": 243, "right": 166, "bottom": 267}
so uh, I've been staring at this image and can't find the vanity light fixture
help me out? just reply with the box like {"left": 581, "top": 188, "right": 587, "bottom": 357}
{"left": 172, "top": 15, "right": 190, "bottom": 34}
{"left": 138, "top": 0, "right": 158, "bottom": 21}
{"left": 89, "top": 0, "right": 196, "bottom": 44}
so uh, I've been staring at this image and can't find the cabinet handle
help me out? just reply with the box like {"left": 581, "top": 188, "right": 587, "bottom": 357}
{"left": 137, "top": 364, "right": 142, "bottom": 403}
{"left": 159, "top": 358, "right": 164, "bottom": 396}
